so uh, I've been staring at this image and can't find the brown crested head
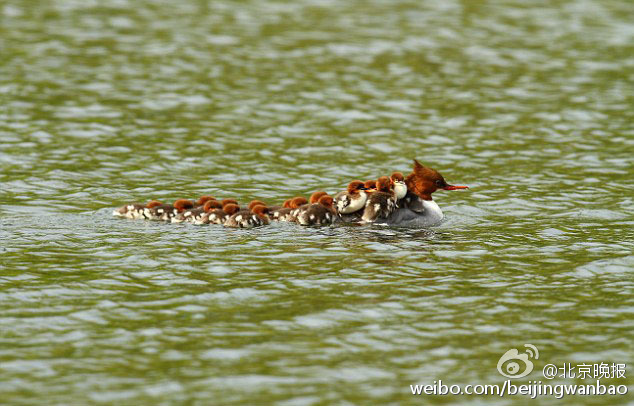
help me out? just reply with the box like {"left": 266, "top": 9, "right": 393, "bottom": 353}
{"left": 146, "top": 200, "right": 163, "bottom": 208}
{"left": 252, "top": 205, "right": 269, "bottom": 216}
{"left": 221, "top": 198, "right": 239, "bottom": 207}
{"left": 174, "top": 199, "right": 195, "bottom": 211}
{"left": 282, "top": 199, "right": 292, "bottom": 208}
{"left": 376, "top": 176, "right": 392, "bottom": 193}
{"left": 391, "top": 172, "right": 404, "bottom": 182}
{"left": 363, "top": 179, "right": 376, "bottom": 189}
{"left": 290, "top": 197, "right": 309, "bottom": 209}
{"left": 196, "top": 195, "right": 215, "bottom": 206}
{"left": 318, "top": 195, "right": 334, "bottom": 208}
{"left": 405, "top": 159, "right": 468, "bottom": 200}
{"left": 309, "top": 191, "right": 328, "bottom": 204}
{"left": 347, "top": 180, "right": 366, "bottom": 194}
{"left": 248, "top": 200, "right": 267, "bottom": 210}
{"left": 204, "top": 200, "right": 223, "bottom": 211}
{"left": 223, "top": 203, "right": 240, "bottom": 215}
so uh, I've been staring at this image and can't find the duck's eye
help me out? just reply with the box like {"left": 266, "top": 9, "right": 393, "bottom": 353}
{"left": 435, "top": 180, "right": 443, "bottom": 186}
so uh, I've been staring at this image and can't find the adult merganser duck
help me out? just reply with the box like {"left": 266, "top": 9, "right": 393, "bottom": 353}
{"left": 198, "top": 203, "right": 241, "bottom": 225}
{"left": 273, "top": 197, "right": 308, "bottom": 222}
{"left": 384, "top": 159, "right": 468, "bottom": 227}
{"left": 173, "top": 199, "right": 223, "bottom": 223}
{"left": 146, "top": 199, "right": 195, "bottom": 221}
{"left": 297, "top": 195, "right": 336, "bottom": 226}
{"left": 113, "top": 200, "right": 162, "bottom": 219}
{"left": 224, "top": 204, "right": 270, "bottom": 228}
{"left": 361, "top": 176, "right": 397, "bottom": 223}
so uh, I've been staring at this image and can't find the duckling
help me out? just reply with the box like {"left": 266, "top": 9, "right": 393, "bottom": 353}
{"left": 391, "top": 172, "right": 407, "bottom": 206}
{"left": 113, "top": 200, "right": 162, "bottom": 219}
{"left": 198, "top": 203, "right": 241, "bottom": 225}
{"left": 289, "top": 191, "right": 327, "bottom": 222}
{"left": 195, "top": 195, "right": 216, "bottom": 207}
{"left": 269, "top": 199, "right": 292, "bottom": 221}
{"left": 361, "top": 176, "right": 396, "bottom": 223}
{"left": 297, "top": 195, "right": 336, "bottom": 226}
{"left": 224, "top": 203, "right": 271, "bottom": 228}
{"left": 146, "top": 199, "right": 195, "bottom": 221}
{"left": 334, "top": 180, "right": 370, "bottom": 222}
{"left": 273, "top": 197, "right": 308, "bottom": 222}
{"left": 173, "top": 199, "right": 222, "bottom": 223}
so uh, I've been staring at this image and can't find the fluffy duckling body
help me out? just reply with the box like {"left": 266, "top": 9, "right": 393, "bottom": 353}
{"left": 224, "top": 204, "right": 270, "bottom": 228}
{"left": 391, "top": 172, "right": 408, "bottom": 206}
{"left": 334, "top": 180, "right": 368, "bottom": 214}
{"left": 191, "top": 198, "right": 241, "bottom": 224}
{"left": 334, "top": 180, "right": 370, "bottom": 222}
{"left": 146, "top": 199, "right": 195, "bottom": 221}
{"left": 362, "top": 177, "right": 397, "bottom": 223}
{"left": 297, "top": 195, "right": 336, "bottom": 226}
{"left": 113, "top": 200, "right": 162, "bottom": 219}
{"left": 274, "top": 197, "right": 308, "bottom": 222}
{"left": 173, "top": 200, "right": 222, "bottom": 223}
{"left": 269, "top": 199, "right": 291, "bottom": 220}
{"left": 197, "top": 203, "right": 241, "bottom": 225}
{"left": 289, "top": 192, "right": 327, "bottom": 222}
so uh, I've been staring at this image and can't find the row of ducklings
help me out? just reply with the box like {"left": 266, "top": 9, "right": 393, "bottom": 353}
{"left": 113, "top": 172, "right": 407, "bottom": 228}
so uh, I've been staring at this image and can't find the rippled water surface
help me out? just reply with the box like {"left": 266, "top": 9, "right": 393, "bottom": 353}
{"left": 1, "top": 0, "right": 633, "bottom": 404}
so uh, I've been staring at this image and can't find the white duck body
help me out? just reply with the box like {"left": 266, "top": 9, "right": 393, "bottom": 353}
{"left": 378, "top": 197, "right": 444, "bottom": 227}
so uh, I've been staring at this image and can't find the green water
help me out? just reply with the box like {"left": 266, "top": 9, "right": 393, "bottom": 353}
{"left": 1, "top": 0, "right": 633, "bottom": 404}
